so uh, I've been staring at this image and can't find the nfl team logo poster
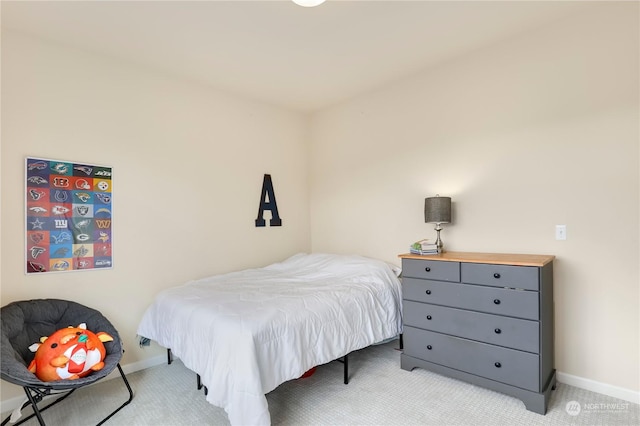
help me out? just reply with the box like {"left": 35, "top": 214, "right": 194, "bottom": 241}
{"left": 25, "top": 157, "right": 113, "bottom": 273}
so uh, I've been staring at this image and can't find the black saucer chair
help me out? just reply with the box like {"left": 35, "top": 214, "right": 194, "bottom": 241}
{"left": 1, "top": 299, "right": 133, "bottom": 426}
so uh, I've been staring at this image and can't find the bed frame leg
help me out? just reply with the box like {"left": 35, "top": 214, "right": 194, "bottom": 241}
{"left": 167, "top": 348, "right": 173, "bottom": 365}
{"left": 196, "top": 374, "right": 208, "bottom": 395}
{"left": 336, "top": 353, "right": 349, "bottom": 384}
{"left": 344, "top": 354, "right": 349, "bottom": 384}
{"left": 338, "top": 354, "right": 349, "bottom": 384}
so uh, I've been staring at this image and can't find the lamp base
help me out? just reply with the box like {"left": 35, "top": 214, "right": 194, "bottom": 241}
{"left": 435, "top": 224, "right": 444, "bottom": 253}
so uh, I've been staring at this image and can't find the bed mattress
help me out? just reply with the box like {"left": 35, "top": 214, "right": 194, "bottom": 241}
{"left": 137, "top": 252, "right": 402, "bottom": 425}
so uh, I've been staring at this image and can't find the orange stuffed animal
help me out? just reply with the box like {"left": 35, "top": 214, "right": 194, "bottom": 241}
{"left": 28, "top": 323, "right": 113, "bottom": 382}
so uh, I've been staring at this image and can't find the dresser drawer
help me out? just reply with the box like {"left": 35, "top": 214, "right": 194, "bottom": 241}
{"left": 403, "top": 326, "right": 540, "bottom": 391}
{"left": 462, "top": 263, "right": 539, "bottom": 291}
{"left": 402, "top": 278, "right": 539, "bottom": 320}
{"left": 402, "top": 259, "right": 460, "bottom": 282}
{"left": 403, "top": 301, "right": 540, "bottom": 353}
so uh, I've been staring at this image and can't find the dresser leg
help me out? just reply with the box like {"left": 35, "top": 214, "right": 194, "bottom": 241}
{"left": 522, "top": 370, "right": 556, "bottom": 415}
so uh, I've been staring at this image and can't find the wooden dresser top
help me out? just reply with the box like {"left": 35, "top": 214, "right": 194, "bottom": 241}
{"left": 399, "top": 251, "right": 555, "bottom": 267}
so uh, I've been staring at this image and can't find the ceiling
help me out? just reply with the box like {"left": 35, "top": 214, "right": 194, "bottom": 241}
{"left": 2, "top": 0, "right": 591, "bottom": 112}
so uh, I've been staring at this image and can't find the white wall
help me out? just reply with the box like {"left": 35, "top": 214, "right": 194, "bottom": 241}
{"left": 1, "top": 32, "right": 311, "bottom": 400}
{"left": 309, "top": 3, "right": 639, "bottom": 396}
{"left": 1, "top": 0, "right": 638, "bottom": 409}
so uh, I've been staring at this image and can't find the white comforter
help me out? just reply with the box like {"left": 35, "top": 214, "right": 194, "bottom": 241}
{"left": 137, "top": 253, "right": 402, "bottom": 425}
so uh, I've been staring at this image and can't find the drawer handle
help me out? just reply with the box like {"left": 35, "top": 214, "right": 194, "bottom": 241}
{"left": 494, "top": 328, "right": 502, "bottom": 334}
{"left": 493, "top": 299, "right": 501, "bottom": 305}
{"left": 425, "top": 290, "right": 432, "bottom": 295}
{"left": 425, "top": 267, "right": 431, "bottom": 272}
{"left": 493, "top": 273, "right": 501, "bottom": 279}
{"left": 494, "top": 362, "right": 502, "bottom": 368}
{"left": 426, "top": 315, "right": 432, "bottom": 320}
{"left": 427, "top": 345, "right": 432, "bottom": 350}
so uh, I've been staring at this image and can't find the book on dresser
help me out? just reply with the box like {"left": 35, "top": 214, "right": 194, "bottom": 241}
{"left": 398, "top": 251, "right": 556, "bottom": 415}
{"left": 409, "top": 239, "right": 438, "bottom": 255}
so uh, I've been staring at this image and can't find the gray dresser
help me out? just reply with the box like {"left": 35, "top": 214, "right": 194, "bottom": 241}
{"left": 399, "top": 252, "right": 555, "bottom": 414}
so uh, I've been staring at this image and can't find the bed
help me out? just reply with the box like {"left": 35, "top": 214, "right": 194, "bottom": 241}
{"left": 136, "top": 252, "right": 402, "bottom": 425}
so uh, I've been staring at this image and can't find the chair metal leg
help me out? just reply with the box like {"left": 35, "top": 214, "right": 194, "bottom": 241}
{"left": 24, "top": 387, "right": 46, "bottom": 426}
{"left": 1, "top": 398, "right": 30, "bottom": 426}
{"left": 1, "top": 388, "right": 75, "bottom": 426}
{"left": 96, "top": 363, "right": 134, "bottom": 426}
{"left": 2, "top": 363, "right": 133, "bottom": 426}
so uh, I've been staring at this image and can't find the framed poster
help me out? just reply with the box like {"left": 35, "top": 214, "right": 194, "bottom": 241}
{"left": 25, "top": 157, "right": 113, "bottom": 273}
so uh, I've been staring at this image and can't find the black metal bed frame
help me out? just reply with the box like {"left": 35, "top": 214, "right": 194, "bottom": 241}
{"left": 166, "top": 347, "right": 350, "bottom": 397}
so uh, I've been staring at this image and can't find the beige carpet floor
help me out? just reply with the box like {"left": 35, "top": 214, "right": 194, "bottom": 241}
{"left": 3, "top": 339, "right": 638, "bottom": 425}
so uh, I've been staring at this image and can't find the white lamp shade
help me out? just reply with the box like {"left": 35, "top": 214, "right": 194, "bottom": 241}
{"left": 292, "top": 0, "right": 326, "bottom": 7}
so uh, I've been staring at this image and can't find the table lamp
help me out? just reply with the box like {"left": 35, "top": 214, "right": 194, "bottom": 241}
{"left": 424, "top": 195, "right": 451, "bottom": 253}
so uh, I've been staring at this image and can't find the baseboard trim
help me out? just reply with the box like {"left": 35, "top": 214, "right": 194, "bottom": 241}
{"left": 0, "top": 354, "right": 166, "bottom": 414}
{"left": 118, "top": 353, "right": 167, "bottom": 376}
{"left": 556, "top": 372, "right": 639, "bottom": 404}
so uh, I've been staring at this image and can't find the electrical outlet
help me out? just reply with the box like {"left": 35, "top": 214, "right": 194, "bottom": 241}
{"left": 555, "top": 225, "right": 567, "bottom": 240}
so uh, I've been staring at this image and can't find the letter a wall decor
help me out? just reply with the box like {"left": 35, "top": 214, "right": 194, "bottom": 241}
{"left": 255, "top": 174, "right": 282, "bottom": 227}
{"left": 25, "top": 157, "right": 113, "bottom": 273}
